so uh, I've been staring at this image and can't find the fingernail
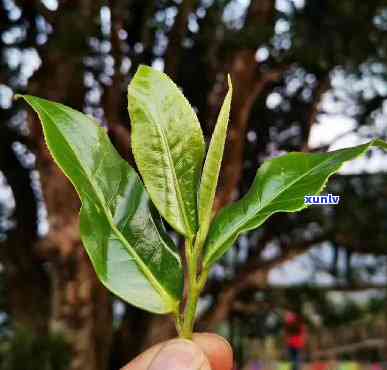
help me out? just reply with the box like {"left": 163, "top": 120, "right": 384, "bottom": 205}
{"left": 148, "top": 339, "right": 210, "bottom": 370}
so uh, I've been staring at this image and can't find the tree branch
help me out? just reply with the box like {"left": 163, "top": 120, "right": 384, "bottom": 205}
{"left": 199, "top": 235, "right": 327, "bottom": 329}
{"left": 302, "top": 75, "right": 330, "bottom": 152}
{"left": 164, "top": 0, "right": 196, "bottom": 80}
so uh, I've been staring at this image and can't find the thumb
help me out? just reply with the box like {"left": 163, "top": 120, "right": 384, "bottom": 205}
{"left": 123, "top": 339, "right": 211, "bottom": 370}
{"left": 148, "top": 339, "right": 211, "bottom": 370}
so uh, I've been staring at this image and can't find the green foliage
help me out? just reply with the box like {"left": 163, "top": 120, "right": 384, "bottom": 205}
{"left": 198, "top": 75, "right": 233, "bottom": 246}
{"left": 203, "top": 139, "right": 387, "bottom": 268}
{"left": 17, "top": 95, "right": 183, "bottom": 314}
{"left": 128, "top": 65, "right": 205, "bottom": 238}
{"left": 0, "top": 329, "right": 70, "bottom": 370}
{"left": 18, "top": 66, "right": 387, "bottom": 338}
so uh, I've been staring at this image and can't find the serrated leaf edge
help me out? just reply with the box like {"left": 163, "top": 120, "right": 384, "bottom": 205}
{"left": 19, "top": 94, "right": 180, "bottom": 313}
{"left": 203, "top": 140, "right": 386, "bottom": 267}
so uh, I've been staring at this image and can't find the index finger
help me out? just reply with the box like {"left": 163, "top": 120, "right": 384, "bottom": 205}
{"left": 193, "top": 333, "right": 234, "bottom": 370}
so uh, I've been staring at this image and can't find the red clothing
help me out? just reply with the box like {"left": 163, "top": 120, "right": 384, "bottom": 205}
{"left": 285, "top": 313, "right": 307, "bottom": 349}
{"left": 286, "top": 324, "right": 306, "bottom": 349}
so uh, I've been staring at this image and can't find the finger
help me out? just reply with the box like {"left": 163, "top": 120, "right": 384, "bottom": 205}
{"left": 193, "top": 333, "right": 234, "bottom": 370}
{"left": 121, "top": 338, "right": 211, "bottom": 370}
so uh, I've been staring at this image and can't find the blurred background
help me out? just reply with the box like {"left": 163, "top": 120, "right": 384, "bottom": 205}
{"left": 1, "top": 1, "right": 387, "bottom": 369}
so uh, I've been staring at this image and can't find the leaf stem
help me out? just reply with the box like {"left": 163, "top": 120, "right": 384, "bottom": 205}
{"left": 180, "top": 239, "right": 197, "bottom": 338}
{"left": 174, "top": 310, "right": 183, "bottom": 337}
{"left": 179, "top": 234, "right": 209, "bottom": 339}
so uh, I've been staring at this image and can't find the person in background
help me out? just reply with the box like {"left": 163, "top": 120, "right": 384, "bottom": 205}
{"left": 284, "top": 311, "right": 307, "bottom": 370}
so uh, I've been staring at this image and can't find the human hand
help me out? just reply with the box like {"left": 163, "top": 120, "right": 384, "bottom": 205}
{"left": 121, "top": 333, "right": 233, "bottom": 370}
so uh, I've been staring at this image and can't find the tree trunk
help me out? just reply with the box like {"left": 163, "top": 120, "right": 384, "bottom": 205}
{"left": 50, "top": 246, "right": 112, "bottom": 370}
{"left": 0, "top": 129, "right": 50, "bottom": 335}
{"left": 20, "top": 2, "right": 114, "bottom": 369}
{"left": 23, "top": 97, "right": 113, "bottom": 370}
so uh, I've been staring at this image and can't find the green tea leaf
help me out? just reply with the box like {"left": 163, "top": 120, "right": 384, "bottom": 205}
{"left": 18, "top": 95, "right": 183, "bottom": 314}
{"left": 197, "top": 76, "right": 232, "bottom": 242}
{"left": 203, "top": 139, "right": 387, "bottom": 268}
{"left": 128, "top": 65, "right": 205, "bottom": 238}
